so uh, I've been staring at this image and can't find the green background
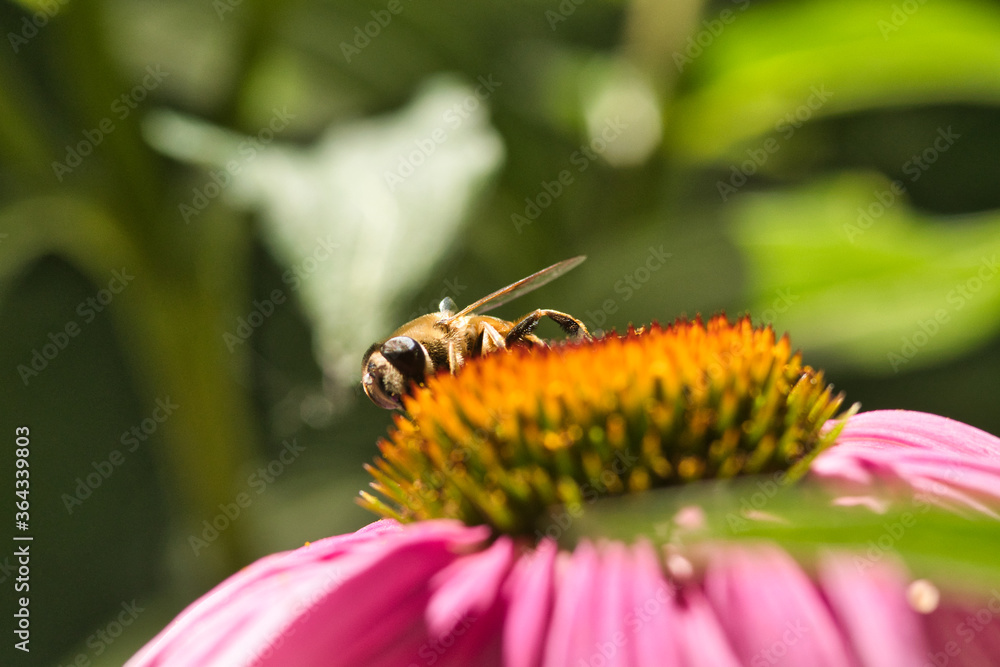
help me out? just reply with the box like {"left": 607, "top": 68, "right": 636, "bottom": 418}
{"left": 2, "top": 0, "right": 1000, "bottom": 664}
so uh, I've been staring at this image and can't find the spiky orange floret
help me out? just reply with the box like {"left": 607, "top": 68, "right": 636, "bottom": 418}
{"left": 360, "top": 315, "right": 848, "bottom": 536}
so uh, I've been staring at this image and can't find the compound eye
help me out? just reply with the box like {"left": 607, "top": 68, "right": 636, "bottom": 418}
{"left": 380, "top": 336, "right": 427, "bottom": 381}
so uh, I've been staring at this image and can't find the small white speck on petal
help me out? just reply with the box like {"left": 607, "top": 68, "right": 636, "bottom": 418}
{"left": 674, "top": 505, "right": 706, "bottom": 530}
{"left": 907, "top": 578, "right": 940, "bottom": 614}
{"left": 665, "top": 550, "right": 694, "bottom": 583}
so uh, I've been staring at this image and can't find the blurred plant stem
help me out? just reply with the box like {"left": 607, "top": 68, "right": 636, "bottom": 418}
{"left": 623, "top": 0, "right": 703, "bottom": 95}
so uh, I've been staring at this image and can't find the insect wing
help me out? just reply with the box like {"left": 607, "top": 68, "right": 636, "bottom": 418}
{"left": 440, "top": 255, "right": 586, "bottom": 323}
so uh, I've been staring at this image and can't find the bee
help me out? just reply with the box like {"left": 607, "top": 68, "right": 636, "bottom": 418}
{"left": 362, "top": 256, "right": 592, "bottom": 409}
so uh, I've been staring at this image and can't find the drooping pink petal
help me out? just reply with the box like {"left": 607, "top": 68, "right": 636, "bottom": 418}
{"left": 540, "top": 539, "right": 747, "bottom": 667}
{"left": 586, "top": 541, "right": 635, "bottom": 667}
{"left": 126, "top": 520, "right": 490, "bottom": 667}
{"left": 817, "top": 552, "right": 928, "bottom": 667}
{"left": 423, "top": 536, "right": 517, "bottom": 665}
{"left": 427, "top": 535, "right": 514, "bottom": 633}
{"left": 672, "top": 586, "right": 743, "bottom": 667}
{"left": 502, "top": 539, "right": 557, "bottom": 667}
{"left": 813, "top": 411, "right": 1000, "bottom": 517}
{"left": 542, "top": 540, "right": 600, "bottom": 666}
{"left": 628, "top": 541, "right": 689, "bottom": 667}
{"left": 702, "top": 545, "right": 857, "bottom": 667}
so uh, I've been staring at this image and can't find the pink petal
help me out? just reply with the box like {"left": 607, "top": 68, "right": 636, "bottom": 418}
{"left": 427, "top": 536, "right": 514, "bottom": 633}
{"left": 537, "top": 539, "right": 746, "bottom": 667}
{"left": 543, "top": 540, "right": 600, "bottom": 666}
{"left": 672, "top": 586, "right": 743, "bottom": 667}
{"left": 814, "top": 411, "right": 1000, "bottom": 517}
{"left": 423, "top": 536, "right": 517, "bottom": 665}
{"left": 626, "top": 541, "right": 746, "bottom": 667}
{"left": 126, "top": 520, "right": 489, "bottom": 667}
{"left": 921, "top": 592, "right": 1000, "bottom": 667}
{"left": 587, "top": 541, "right": 635, "bottom": 667}
{"left": 817, "top": 552, "right": 928, "bottom": 667}
{"left": 502, "top": 539, "right": 557, "bottom": 667}
{"left": 702, "top": 545, "right": 856, "bottom": 666}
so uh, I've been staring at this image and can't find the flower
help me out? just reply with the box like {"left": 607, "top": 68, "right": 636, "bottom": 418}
{"left": 127, "top": 317, "right": 1000, "bottom": 667}
{"left": 360, "top": 317, "right": 847, "bottom": 534}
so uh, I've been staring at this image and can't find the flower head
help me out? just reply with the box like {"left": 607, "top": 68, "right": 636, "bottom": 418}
{"left": 362, "top": 316, "right": 847, "bottom": 535}
{"left": 128, "top": 317, "right": 1000, "bottom": 667}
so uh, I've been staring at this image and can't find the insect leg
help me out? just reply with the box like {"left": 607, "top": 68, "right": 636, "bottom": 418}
{"left": 473, "top": 322, "right": 507, "bottom": 356}
{"left": 505, "top": 309, "right": 592, "bottom": 346}
{"left": 447, "top": 340, "right": 464, "bottom": 374}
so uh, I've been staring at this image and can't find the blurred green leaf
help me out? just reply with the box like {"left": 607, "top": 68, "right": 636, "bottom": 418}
{"left": 0, "top": 195, "right": 258, "bottom": 564}
{"left": 668, "top": 0, "right": 1000, "bottom": 162}
{"left": 143, "top": 76, "right": 505, "bottom": 382}
{"left": 568, "top": 476, "right": 1000, "bottom": 592}
{"left": 0, "top": 196, "right": 144, "bottom": 296}
{"left": 729, "top": 174, "right": 1000, "bottom": 374}
{"left": 9, "top": 0, "right": 71, "bottom": 13}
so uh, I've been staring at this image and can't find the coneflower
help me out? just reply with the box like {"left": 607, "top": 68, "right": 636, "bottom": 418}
{"left": 128, "top": 316, "right": 1000, "bottom": 666}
